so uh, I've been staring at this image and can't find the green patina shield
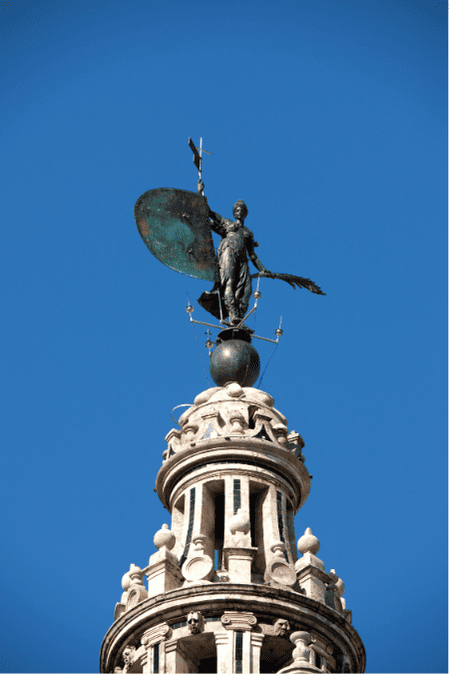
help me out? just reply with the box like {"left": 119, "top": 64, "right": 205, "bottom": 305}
{"left": 134, "top": 188, "right": 216, "bottom": 282}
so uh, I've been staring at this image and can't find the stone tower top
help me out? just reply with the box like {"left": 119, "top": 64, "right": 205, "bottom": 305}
{"left": 100, "top": 381, "right": 365, "bottom": 673}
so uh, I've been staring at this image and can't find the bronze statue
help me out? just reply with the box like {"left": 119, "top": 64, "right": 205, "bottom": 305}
{"left": 197, "top": 180, "right": 324, "bottom": 325}
{"left": 134, "top": 146, "right": 324, "bottom": 328}
{"left": 198, "top": 193, "right": 269, "bottom": 325}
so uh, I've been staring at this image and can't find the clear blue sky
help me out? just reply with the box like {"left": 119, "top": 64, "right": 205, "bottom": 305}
{"left": 1, "top": 1, "right": 447, "bottom": 672}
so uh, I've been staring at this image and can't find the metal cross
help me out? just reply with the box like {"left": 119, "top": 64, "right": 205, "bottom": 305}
{"left": 188, "top": 137, "right": 212, "bottom": 184}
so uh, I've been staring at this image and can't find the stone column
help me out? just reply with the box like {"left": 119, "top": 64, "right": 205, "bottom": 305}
{"left": 224, "top": 475, "right": 251, "bottom": 549}
{"left": 221, "top": 612, "right": 258, "bottom": 673}
{"left": 140, "top": 623, "right": 170, "bottom": 674}
{"left": 250, "top": 633, "right": 264, "bottom": 673}
{"left": 261, "top": 485, "right": 281, "bottom": 559}
{"left": 164, "top": 639, "right": 177, "bottom": 674}
{"left": 164, "top": 638, "right": 198, "bottom": 673}
{"left": 215, "top": 632, "right": 232, "bottom": 674}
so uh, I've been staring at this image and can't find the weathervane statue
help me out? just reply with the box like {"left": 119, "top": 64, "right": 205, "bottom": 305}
{"left": 134, "top": 137, "right": 324, "bottom": 384}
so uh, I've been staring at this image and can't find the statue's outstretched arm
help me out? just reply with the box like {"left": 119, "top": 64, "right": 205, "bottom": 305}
{"left": 246, "top": 231, "right": 271, "bottom": 274}
{"left": 249, "top": 250, "right": 270, "bottom": 274}
{"left": 245, "top": 230, "right": 325, "bottom": 295}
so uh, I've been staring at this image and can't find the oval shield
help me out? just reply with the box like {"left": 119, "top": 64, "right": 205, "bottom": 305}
{"left": 134, "top": 187, "right": 217, "bottom": 282}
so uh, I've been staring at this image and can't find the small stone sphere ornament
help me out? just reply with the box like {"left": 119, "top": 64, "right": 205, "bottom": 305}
{"left": 153, "top": 523, "right": 176, "bottom": 551}
{"left": 297, "top": 527, "right": 320, "bottom": 555}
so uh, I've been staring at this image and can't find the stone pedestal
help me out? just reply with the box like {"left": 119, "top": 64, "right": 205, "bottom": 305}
{"left": 145, "top": 548, "right": 183, "bottom": 598}
{"left": 295, "top": 552, "right": 327, "bottom": 602}
{"left": 224, "top": 546, "right": 257, "bottom": 584}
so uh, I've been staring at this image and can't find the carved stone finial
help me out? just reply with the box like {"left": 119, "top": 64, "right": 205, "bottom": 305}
{"left": 329, "top": 569, "right": 345, "bottom": 597}
{"left": 187, "top": 610, "right": 204, "bottom": 633}
{"left": 122, "top": 564, "right": 148, "bottom": 611}
{"left": 128, "top": 564, "right": 143, "bottom": 583}
{"left": 324, "top": 580, "right": 337, "bottom": 609}
{"left": 153, "top": 523, "right": 176, "bottom": 551}
{"left": 297, "top": 527, "right": 320, "bottom": 555}
{"left": 121, "top": 568, "right": 132, "bottom": 591}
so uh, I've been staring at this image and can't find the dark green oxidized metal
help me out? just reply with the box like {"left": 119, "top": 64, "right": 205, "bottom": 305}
{"left": 209, "top": 329, "right": 260, "bottom": 387}
{"left": 134, "top": 188, "right": 216, "bottom": 282}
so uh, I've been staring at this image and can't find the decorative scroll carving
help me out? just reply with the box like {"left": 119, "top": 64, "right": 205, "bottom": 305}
{"left": 221, "top": 611, "right": 257, "bottom": 631}
{"left": 114, "top": 603, "right": 126, "bottom": 621}
{"left": 181, "top": 534, "right": 214, "bottom": 583}
{"left": 264, "top": 542, "right": 296, "bottom": 587}
{"left": 288, "top": 431, "right": 305, "bottom": 460}
{"left": 124, "top": 565, "right": 148, "bottom": 611}
{"left": 163, "top": 383, "right": 300, "bottom": 456}
{"left": 141, "top": 622, "right": 171, "bottom": 648}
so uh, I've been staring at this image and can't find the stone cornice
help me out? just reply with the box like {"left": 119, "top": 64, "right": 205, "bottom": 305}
{"left": 156, "top": 437, "right": 310, "bottom": 512}
{"left": 100, "top": 583, "right": 365, "bottom": 673}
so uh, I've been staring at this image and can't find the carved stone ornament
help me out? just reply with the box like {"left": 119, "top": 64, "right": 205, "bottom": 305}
{"left": 228, "top": 508, "right": 251, "bottom": 535}
{"left": 274, "top": 618, "right": 291, "bottom": 637}
{"left": 164, "top": 384, "right": 301, "bottom": 456}
{"left": 290, "top": 631, "right": 314, "bottom": 664}
{"left": 264, "top": 542, "right": 296, "bottom": 587}
{"left": 114, "top": 602, "right": 126, "bottom": 621}
{"left": 182, "top": 555, "right": 214, "bottom": 582}
{"left": 125, "top": 567, "right": 148, "bottom": 611}
{"left": 122, "top": 645, "right": 137, "bottom": 667}
{"left": 141, "top": 623, "right": 171, "bottom": 648}
{"left": 153, "top": 523, "right": 176, "bottom": 551}
{"left": 221, "top": 611, "right": 257, "bottom": 631}
{"left": 181, "top": 534, "right": 214, "bottom": 583}
{"left": 125, "top": 583, "right": 148, "bottom": 611}
{"left": 187, "top": 610, "right": 204, "bottom": 633}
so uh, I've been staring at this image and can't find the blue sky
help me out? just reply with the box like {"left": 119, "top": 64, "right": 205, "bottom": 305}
{"left": 1, "top": 1, "right": 447, "bottom": 672}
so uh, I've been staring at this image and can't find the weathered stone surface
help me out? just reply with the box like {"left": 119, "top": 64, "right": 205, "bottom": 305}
{"left": 100, "top": 384, "right": 365, "bottom": 673}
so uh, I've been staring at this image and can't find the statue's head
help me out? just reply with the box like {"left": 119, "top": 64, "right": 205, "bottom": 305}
{"left": 187, "top": 610, "right": 204, "bottom": 633}
{"left": 233, "top": 200, "right": 248, "bottom": 221}
{"left": 274, "top": 618, "right": 290, "bottom": 637}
